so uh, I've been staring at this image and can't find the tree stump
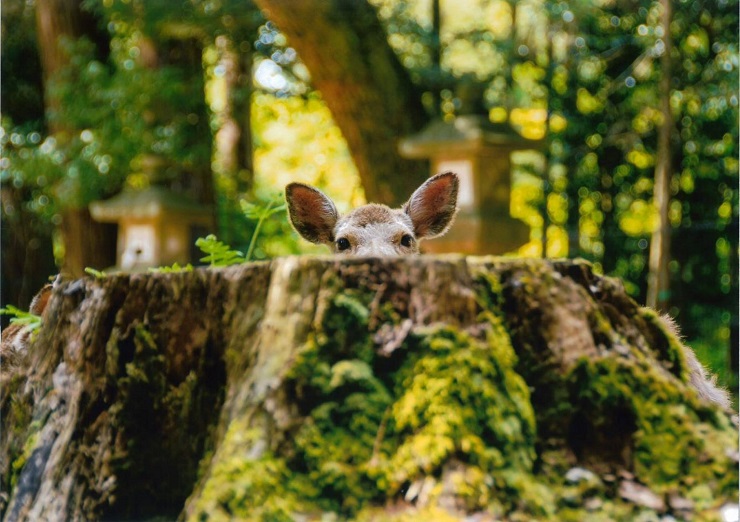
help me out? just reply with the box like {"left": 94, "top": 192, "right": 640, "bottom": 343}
{"left": 1, "top": 257, "right": 736, "bottom": 521}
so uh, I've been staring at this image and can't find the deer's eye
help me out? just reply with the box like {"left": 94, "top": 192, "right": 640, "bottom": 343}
{"left": 400, "top": 234, "right": 414, "bottom": 247}
{"left": 337, "top": 237, "right": 351, "bottom": 251}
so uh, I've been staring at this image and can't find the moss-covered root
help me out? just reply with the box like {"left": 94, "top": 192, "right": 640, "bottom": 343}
{"left": 567, "top": 356, "right": 738, "bottom": 507}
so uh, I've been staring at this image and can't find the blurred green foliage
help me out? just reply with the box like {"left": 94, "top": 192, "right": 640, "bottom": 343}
{"left": 1, "top": 0, "right": 737, "bottom": 388}
{"left": 0, "top": 305, "right": 43, "bottom": 334}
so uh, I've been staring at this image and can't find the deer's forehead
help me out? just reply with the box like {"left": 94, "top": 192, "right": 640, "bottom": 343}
{"left": 336, "top": 205, "right": 413, "bottom": 236}
{"left": 340, "top": 205, "right": 411, "bottom": 228}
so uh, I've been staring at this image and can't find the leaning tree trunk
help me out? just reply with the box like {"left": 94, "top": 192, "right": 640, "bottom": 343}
{"left": 1, "top": 257, "right": 736, "bottom": 521}
{"left": 253, "top": 0, "right": 430, "bottom": 206}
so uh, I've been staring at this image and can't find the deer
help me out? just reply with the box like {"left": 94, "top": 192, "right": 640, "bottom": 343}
{"left": 285, "top": 171, "right": 459, "bottom": 256}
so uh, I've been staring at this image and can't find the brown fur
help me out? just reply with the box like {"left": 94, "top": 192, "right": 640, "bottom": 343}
{"left": 29, "top": 284, "right": 53, "bottom": 315}
{"left": 286, "top": 172, "right": 459, "bottom": 256}
{"left": 659, "top": 313, "right": 733, "bottom": 411}
{"left": 285, "top": 183, "right": 339, "bottom": 243}
{"left": 343, "top": 204, "right": 400, "bottom": 228}
{"left": 1, "top": 283, "right": 53, "bottom": 377}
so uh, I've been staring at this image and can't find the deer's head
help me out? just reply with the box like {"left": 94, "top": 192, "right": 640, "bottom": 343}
{"left": 286, "top": 172, "right": 459, "bottom": 256}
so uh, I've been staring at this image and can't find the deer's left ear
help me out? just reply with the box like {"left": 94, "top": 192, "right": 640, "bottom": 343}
{"left": 286, "top": 183, "right": 339, "bottom": 244}
{"left": 404, "top": 171, "right": 459, "bottom": 239}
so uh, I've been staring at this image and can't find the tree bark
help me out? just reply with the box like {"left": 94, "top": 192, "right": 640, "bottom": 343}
{"left": 34, "top": 0, "right": 116, "bottom": 278}
{"left": 253, "top": 0, "right": 430, "bottom": 206}
{"left": 58, "top": 209, "right": 118, "bottom": 279}
{"left": 646, "top": 0, "right": 673, "bottom": 311}
{"left": 215, "top": 35, "right": 255, "bottom": 195}
{"left": 1, "top": 257, "right": 735, "bottom": 521}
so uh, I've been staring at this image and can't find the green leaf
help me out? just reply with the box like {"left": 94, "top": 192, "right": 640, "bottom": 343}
{"left": 240, "top": 202, "right": 262, "bottom": 220}
{"left": 84, "top": 267, "right": 107, "bottom": 279}
{"left": 238, "top": 193, "right": 287, "bottom": 262}
{"left": 148, "top": 262, "right": 194, "bottom": 274}
{"left": 329, "top": 360, "right": 374, "bottom": 389}
{"left": 195, "top": 234, "right": 245, "bottom": 267}
{"left": 0, "top": 305, "right": 43, "bottom": 333}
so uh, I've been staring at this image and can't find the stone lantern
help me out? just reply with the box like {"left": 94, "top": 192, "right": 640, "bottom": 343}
{"left": 90, "top": 158, "right": 214, "bottom": 271}
{"left": 399, "top": 86, "right": 542, "bottom": 255}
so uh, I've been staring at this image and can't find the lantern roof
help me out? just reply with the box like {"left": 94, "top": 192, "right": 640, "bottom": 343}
{"left": 399, "top": 115, "right": 543, "bottom": 159}
{"left": 90, "top": 186, "right": 211, "bottom": 223}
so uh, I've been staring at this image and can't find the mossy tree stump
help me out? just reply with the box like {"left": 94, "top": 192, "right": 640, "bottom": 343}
{"left": 1, "top": 257, "right": 736, "bottom": 521}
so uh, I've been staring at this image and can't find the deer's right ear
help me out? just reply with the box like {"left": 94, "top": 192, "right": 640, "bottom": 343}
{"left": 404, "top": 171, "right": 459, "bottom": 239}
{"left": 285, "top": 183, "right": 339, "bottom": 244}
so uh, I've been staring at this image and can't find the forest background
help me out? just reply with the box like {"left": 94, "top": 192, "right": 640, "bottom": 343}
{"left": 1, "top": 0, "right": 737, "bottom": 398}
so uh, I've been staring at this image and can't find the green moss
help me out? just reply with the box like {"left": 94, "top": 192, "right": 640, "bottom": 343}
{"left": 638, "top": 307, "right": 690, "bottom": 382}
{"left": 287, "top": 335, "right": 390, "bottom": 512}
{"left": 4, "top": 371, "right": 42, "bottom": 492}
{"left": 190, "top": 420, "right": 306, "bottom": 521}
{"left": 568, "top": 356, "right": 738, "bottom": 499}
{"left": 354, "top": 505, "right": 465, "bottom": 522}
{"left": 194, "top": 287, "right": 552, "bottom": 519}
{"left": 382, "top": 326, "right": 536, "bottom": 489}
{"left": 9, "top": 422, "right": 41, "bottom": 489}
{"left": 318, "top": 291, "right": 374, "bottom": 363}
{"left": 7, "top": 374, "right": 32, "bottom": 430}
{"left": 475, "top": 272, "right": 505, "bottom": 311}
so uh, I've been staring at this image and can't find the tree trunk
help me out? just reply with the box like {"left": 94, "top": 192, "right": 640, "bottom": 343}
{"left": 2, "top": 1, "right": 46, "bottom": 128}
{"left": 155, "top": 36, "right": 215, "bottom": 208}
{"left": 1, "top": 3, "right": 56, "bottom": 315}
{"left": 214, "top": 35, "right": 255, "bottom": 195}
{"left": 1, "top": 257, "right": 735, "bottom": 521}
{"left": 34, "top": 0, "right": 108, "bottom": 127}
{"left": 253, "top": 0, "right": 430, "bottom": 206}
{"left": 646, "top": 0, "right": 673, "bottom": 312}
{"left": 213, "top": 34, "right": 255, "bottom": 245}
{"left": 58, "top": 209, "right": 118, "bottom": 278}
{"left": 0, "top": 185, "right": 57, "bottom": 321}
{"left": 34, "top": 0, "right": 116, "bottom": 278}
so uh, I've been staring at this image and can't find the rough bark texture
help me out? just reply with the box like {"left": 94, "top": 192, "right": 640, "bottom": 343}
{"left": 1, "top": 257, "right": 736, "bottom": 522}
{"left": 253, "top": 0, "right": 430, "bottom": 207}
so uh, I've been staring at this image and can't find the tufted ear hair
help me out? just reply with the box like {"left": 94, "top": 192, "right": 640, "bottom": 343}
{"left": 403, "top": 172, "right": 459, "bottom": 239}
{"left": 285, "top": 183, "right": 339, "bottom": 244}
{"left": 29, "top": 284, "right": 53, "bottom": 316}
